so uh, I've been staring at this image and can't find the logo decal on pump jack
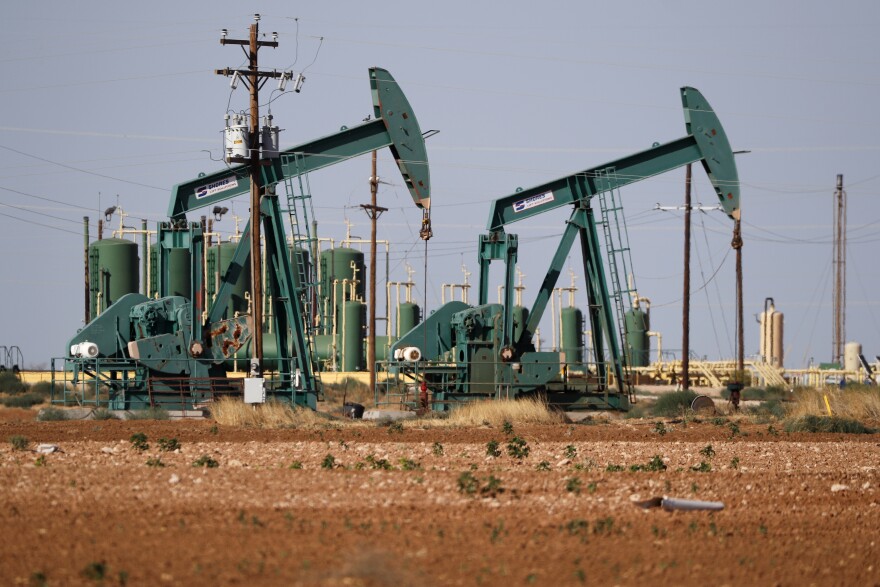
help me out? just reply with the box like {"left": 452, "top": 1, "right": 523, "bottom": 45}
{"left": 195, "top": 177, "right": 239, "bottom": 199}
{"left": 513, "top": 190, "right": 554, "bottom": 213}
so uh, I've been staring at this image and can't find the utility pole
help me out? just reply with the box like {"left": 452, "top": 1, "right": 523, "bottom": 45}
{"left": 216, "top": 14, "right": 282, "bottom": 376}
{"left": 361, "top": 151, "right": 387, "bottom": 395}
{"left": 833, "top": 174, "right": 846, "bottom": 364}
{"left": 681, "top": 163, "right": 692, "bottom": 391}
{"left": 733, "top": 219, "right": 744, "bottom": 375}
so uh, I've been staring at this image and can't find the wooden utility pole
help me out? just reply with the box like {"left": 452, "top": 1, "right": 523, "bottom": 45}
{"left": 361, "top": 151, "right": 387, "bottom": 394}
{"left": 216, "top": 14, "right": 281, "bottom": 376}
{"left": 833, "top": 174, "right": 846, "bottom": 364}
{"left": 733, "top": 219, "right": 744, "bottom": 374}
{"left": 681, "top": 164, "right": 692, "bottom": 391}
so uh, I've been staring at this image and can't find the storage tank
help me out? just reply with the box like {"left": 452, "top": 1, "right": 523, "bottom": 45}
{"left": 207, "top": 241, "right": 251, "bottom": 320}
{"left": 844, "top": 341, "right": 862, "bottom": 373}
{"left": 759, "top": 298, "right": 784, "bottom": 367}
{"left": 397, "top": 302, "right": 421, "bottom": 338}
{"left": 288, "top": 245, "right": 311, "bottom": 285}
{"left": 320, "top": 247, "right": 365, "bottom": 307}
{"left": 148, "top": 244, "right": 192, "bottom": 299}
{"left": 625, "top": 307, "right": 651, "bottom": 367}
{"left": 165, "top": 248, "right": 192, "bottom": 299}
{"left": 560, "top": 306, "right": 584, "bottom": 364}
{"left": 89, "top": 238, "right": 139, "bottom": 316}
{"left": 339, "top": 300, "right": 366, "bottom": 371}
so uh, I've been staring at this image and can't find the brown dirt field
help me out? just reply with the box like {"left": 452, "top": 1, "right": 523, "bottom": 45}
{"left": 1, "top": 410, "right": 879, "bottom": 586}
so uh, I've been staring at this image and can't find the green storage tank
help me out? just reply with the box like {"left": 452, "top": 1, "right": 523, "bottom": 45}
{"left": 625, "top": 307, "right": 651, "bottom": 367}
{"left": 339, "top": 300, "right": 365, "bottom": 371}
{"left": 320, "top": 247, "right": 365, "bottom": 308}
{"left": 148, "top": 244, "right": 192, "bottom": 299}
{"left": 165, "top": 248, "right": 192, "bottom": 299}
{"left": 207, "top": 241, "right": 251, "bottom": 320}
{"left": 89, "top": 238, "right": 139, "bottom": 316}
{"left": 396, "top": 302, "right": 421, "bottom": 337}
{"left": 375, "top": 335, "right": 396, "bottom": 362}
{"left": 560, "top": 306, "right": 584, "bottom": 364}
{"left": 222, "top": 336, "right": 281, "bottom": 372}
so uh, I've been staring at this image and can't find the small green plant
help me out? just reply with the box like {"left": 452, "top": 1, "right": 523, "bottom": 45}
{"left": 536, "top": 460, "right": 551, "bottom": 471}
{"left": 34, "top": 454, "right": 47, "bottom": 467}
{"left": 727, "top": 422, "right": 741, "bottom": 437}
{"left": 321, "top": 454, "right": 336, "bottom": 469}
{"left": 386, "top": 421, "right": 404, "bottom": 434}
{"left": 209, "top": 424, "right": 219, "bottom": 435}
{"left": 699, "top": 445, "right": 716, "bottom": 458}
{"left": 759, "top": 524, "right": 768, "bottom": 536}
{"left": 457, "top": 471, "right": 503, "bottom": 498}
{"left": 29, "top": 571, "right": 48, "bottom": 587}
{"left": 605, "top": 463, "right": 624, "bottom": 472}
{"left": 458, "top": 471, "right": 479, "bottom": 495}
{"left": 566, "top": 477, "right": 582, "bottom": 495}
{"left": 289, "top": 460, "right": 303, "bottom": 470}
{"left": 192, "top": 454, "right": 219, "bottom": 468}
{"left": 712, "top": 417, "right": 727, "bottom": 426}
{"left": 486, "top": 440, "right": 501, "bottom": 458}
{"left": 506, "top": 436, "right": 530, "bottom": 459}
{"left": 146, "top": 457, "right": 165, "bottom": 467}
{"left": 432, "top": 442, "right": 444, "bottom": 456}
{"left": 729, "top": 456, "right": 740, "bottom": 469}
{"left": 630, "top": 455, "right": 667, "bottom": 472}
{"left": 9, "top": 435, "right": 29, "bottom": 451}
{"left": 81, "top": 561, "right": 107, "bottom": 581}
{"left": 157, "top": 437, "right": 181, "bottom": 452}
{"left": 129, "top": 433, "right": 149, "bottom": 452}
{"left": 564, "top": 445, "right": 577, "bottom": 459}
{"left": 399, "top": 457, "right": 420, "bottom": 471}
{"left": 365, "top": 454, "right": 392, "bottom": 470}
{"left": 587, "top": 481, "right": 598, "bottom": 494}
{"left": 767, "top": 425, "right": 779, "bottom": 436}
{"left": 501, "top": 420, "right": 514, "bottom": 435}
{"left": 691, "top": 461, "right": 712, "bottom": 473}
{"left": 593, "top": 517, "right": 615, "bottom": 535}
{"left": 653, "top": 421, "right": 667, "bottom": 436}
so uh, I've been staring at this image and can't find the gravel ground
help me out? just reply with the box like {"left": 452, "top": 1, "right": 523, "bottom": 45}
{"left": 1, "top": 409, "right": 878, "bottom": 586}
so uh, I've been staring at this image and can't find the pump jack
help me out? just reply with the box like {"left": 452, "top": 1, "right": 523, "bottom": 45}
{"left": 389, "top": 87, "right": 739, "bottom": 411}
{"left": 61, "top": 68, "right": 431, "bottom": 411}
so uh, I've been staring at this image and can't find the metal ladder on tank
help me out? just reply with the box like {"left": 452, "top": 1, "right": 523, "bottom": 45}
{"left": 281, "top": 152, "right": 323, "bottom": 400}
{"left": 594, "top": 167, "right": 636, "bottom": 403}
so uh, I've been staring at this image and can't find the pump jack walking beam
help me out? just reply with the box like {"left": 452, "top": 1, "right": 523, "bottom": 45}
{"left": 171, "top": 68, "right": 431, "bottom": 407}
{"left": 479, "top": 87, "right": 740, "bottom": 394}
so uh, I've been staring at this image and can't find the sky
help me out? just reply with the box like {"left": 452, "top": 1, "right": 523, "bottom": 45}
{"left": 1, "top": 1, "right": 878, "bottom": 370}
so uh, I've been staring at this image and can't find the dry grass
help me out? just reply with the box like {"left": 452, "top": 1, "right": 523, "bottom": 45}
{"left": 443, "top": 397, "right": 565, "bottom": 427}
{"left": 210, "top": 397, "right": 335, "bottom": 429}
{"left": 787, "top": 386, "right": 880, "bottom": 422}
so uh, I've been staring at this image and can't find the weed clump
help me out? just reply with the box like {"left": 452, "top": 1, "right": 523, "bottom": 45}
{"left": 193, "top": 454, "right": 219, "bottom": 468}
{"left": 0, "top": 371, "right": 27, "bottom": 394}
{"left": 157, "top": 438, "right": 181, "bottom": 452}
{"left": 783, "top": 415, "right": 873, "bottom": 434}
{"left": 9, "top": 435, "right": 29, "bottom": 451}
{"left": 651, "top": 390, "right": 698, "bottom": 417}
{"left": 0, "top": 392, "right": 46, "bottom": 408}
{"left": 37, "top": 407, "right": 67, "bottom": 421}
{"left": 457, "top": 471, "right": 504, "bottom": 498}
{"left": 506, "top": 436, "right": 530, "bottom": 459}
{"left": 129, "top": 433, "right": 149, "bottom": 452}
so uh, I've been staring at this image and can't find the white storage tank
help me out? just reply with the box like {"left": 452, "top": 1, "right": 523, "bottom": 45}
{"left": 844, "top": 341, "right": 862, "bottom": 373}
{"left": 759, "top": 298, "right": 784, "bottom": 368}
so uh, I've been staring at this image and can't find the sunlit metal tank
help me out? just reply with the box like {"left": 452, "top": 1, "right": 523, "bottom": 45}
{"left": 845, "top": 341, "right": 862, "bottom": 373}
{"left": 625, "top": 307, "right": 651, "bottom": 367}
{"left": 320, "top": 247, "right": 365, "bottom": 307}
{"left": 339, "top": 300, "right": 366, "bottom": 371}
{"left": 397, "top": 302, "right": 421, "bottom": 337}
{"left": 89, "top": 237, "right": 139, "bottom": 316}
{"left": 560, "top": 306, "right": 584, "bottom": 364}
{"left": 207, "top": 241, "right": 251, "bottom": 320}
{"left": 759, "top": 298, "right": 784, "bottom": 367}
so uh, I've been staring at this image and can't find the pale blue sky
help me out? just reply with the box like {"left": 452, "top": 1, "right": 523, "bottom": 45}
{"left": 1, "top": 1, "right": 878, "bottom": 369}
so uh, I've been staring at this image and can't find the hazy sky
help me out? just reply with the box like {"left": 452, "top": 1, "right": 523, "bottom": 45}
{"left": 1, "top": 1, "right": 878, "bottom": 370}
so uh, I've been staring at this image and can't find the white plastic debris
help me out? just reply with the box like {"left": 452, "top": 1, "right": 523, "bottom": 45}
{"left": 831, "top": 484, "right": 849, "bottom": 493}
{"left": 168, "top": 474, "right": 180, "bottom": 485}
{"left": 35, "top": 444, "right": 58, "bottom": 454}
{"left": 633, "top": 496, "right": 725, "bottom": 511}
